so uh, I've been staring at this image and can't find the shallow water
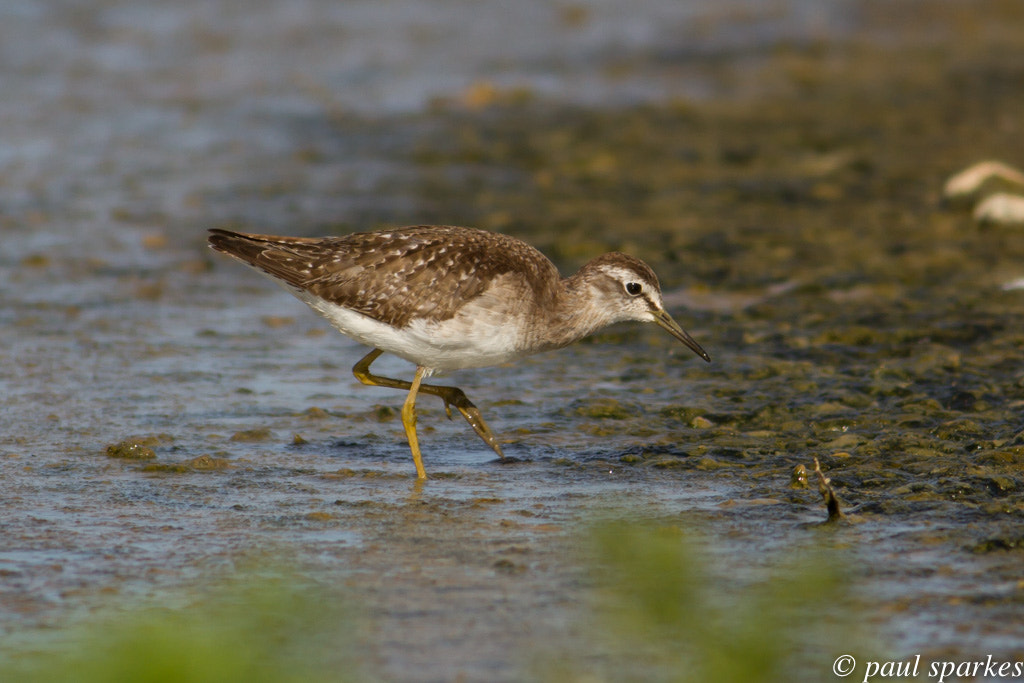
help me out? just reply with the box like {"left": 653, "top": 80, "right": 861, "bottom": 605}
{"left": 3, "top": 0, "right": 1024, "bottom": 681}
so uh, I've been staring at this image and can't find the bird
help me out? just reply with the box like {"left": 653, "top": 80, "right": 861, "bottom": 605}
{"left": 208, "top": 225, "right": 710, "bottom": 479}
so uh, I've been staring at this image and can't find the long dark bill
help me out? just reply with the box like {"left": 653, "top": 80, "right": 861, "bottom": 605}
{"left": 651, "top": 310, "right": 711, "bottom": 362}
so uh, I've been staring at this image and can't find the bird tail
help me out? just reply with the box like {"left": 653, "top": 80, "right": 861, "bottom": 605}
{"left": 208, "top": 228, "right": 325, "bottom": 264}
{"left": 207, "top": 228, "right": 271, "bottom": 265}
{"left": 208, "top": 229, "right": 338, "bottom": 292}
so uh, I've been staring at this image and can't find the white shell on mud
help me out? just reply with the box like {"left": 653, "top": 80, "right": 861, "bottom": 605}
{"left": 1002, "top": 277, "right": 1024, "bottom": 291}
{"left": 974, "top": 193, "right": 1024, "bottom": 226}
{"left": 944, "top": 160, "right": 1024, "bottom": 200}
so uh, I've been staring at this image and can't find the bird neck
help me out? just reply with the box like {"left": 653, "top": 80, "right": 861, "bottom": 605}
{"left": 533, "top": 271, "right": 618, "bottom": 350}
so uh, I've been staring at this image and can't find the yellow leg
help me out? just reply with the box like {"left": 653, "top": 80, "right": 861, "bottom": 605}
{"left": 352, "top": 349, "right": 505, "bottom": 460}
{"left": 402, "top": 367, "right": 428, "bottom": 480}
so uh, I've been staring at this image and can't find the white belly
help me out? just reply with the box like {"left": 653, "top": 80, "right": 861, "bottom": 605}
{"left": 295, "top": 289, "right": 530, "bottom": 374}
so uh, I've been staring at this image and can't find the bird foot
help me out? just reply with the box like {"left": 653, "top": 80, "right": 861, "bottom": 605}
{"left": 439, "top": 389, "right": 505, "bottom": 459}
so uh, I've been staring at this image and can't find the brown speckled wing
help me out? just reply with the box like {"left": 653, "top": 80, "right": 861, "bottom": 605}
{"left": 209, "top": 226, "right": 561, "bottom": 328}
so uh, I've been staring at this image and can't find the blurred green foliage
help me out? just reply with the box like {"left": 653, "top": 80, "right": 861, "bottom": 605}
{"left": 542, "top": 521, "right": 871, "bottom": 682}
{"left": 0, "top": 572, "right": 366, "bottom": 683}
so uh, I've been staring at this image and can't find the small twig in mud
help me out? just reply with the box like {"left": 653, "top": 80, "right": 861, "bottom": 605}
{"left": 813, "top": 457, "right": 844, "bottom": 523}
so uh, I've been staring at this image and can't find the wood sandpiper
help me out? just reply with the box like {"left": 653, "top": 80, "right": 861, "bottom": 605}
{"left": 208, "top": 225, "right": 710, "bottom": 479}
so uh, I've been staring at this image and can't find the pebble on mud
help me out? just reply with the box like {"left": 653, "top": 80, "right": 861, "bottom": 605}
{"left": 104, "top": 435, "right": 172, "bottom": 459}
{"left": 105, "top": 440, "right": 156, "bottom": 460}
{"left": 305, "top": 511, "right": 336, "bottom": 522}
{"left": 19, "top": 254, "right": 50, "bottom": 268}
{"left": 371, "top": 405, "right": 397, "bottom": 422}
{"left": 492, "top": 558, "right": 527, "bottom": 575}
{"left": 971, "top": 535, "right": 1024, "bottom": 554}
{"left": 260, "top": 316, "right": 296, "bottom": 328}
{"left": 229, "top": 428, "right": 273, "bottom": 442}
{"left": 571, "top": 398, "right": 633, "bottom": 420}
{"left": 790, "top": 464, "right": 809, "bottom": 489}
{"left": 694, "top": 456, "right": 725, "bottom": 470}
{"left": 142, "top": 455, "right": 231, "bottom": 473}
{"left": 187, "top": 455, "right": 231, "bottom": 470}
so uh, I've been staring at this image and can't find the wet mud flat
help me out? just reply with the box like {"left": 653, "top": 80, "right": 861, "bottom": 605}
{"left": 3, "top": 0, "right": 1024, "bottom": 680}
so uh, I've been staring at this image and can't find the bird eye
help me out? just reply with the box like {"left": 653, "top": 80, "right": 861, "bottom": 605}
{"left": 625, "top": 282, "right": 643, "bottom": 296}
